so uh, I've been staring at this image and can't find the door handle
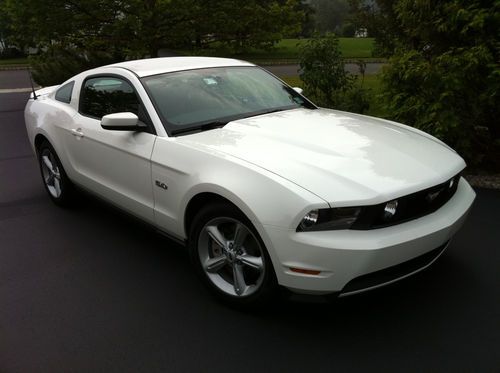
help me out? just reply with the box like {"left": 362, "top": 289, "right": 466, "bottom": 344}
{"left": 71, "top": 128, "right": 84, "bottom": 138}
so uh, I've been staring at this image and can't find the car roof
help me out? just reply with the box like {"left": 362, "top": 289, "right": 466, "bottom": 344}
{"left": 104, "top": 57, "right": 255, "bottom": 77}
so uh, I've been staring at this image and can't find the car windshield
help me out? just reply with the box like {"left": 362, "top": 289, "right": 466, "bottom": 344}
{"left": 141, "top": 66, "right": 314, "bottom": 135}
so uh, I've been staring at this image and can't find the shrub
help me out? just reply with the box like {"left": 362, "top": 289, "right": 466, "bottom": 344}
{"left": 381, "top": 47, "right": 500, "bottom": 168}
{"left": 299, "top": 33, "right": 370, "bottom": 113}
{"left": 377, "top": 0, "right": 500, "bottom": 169}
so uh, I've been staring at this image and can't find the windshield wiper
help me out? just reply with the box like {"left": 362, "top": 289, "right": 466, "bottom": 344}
{"left": 171, "top": 121, "right": 227, "bottom": 136}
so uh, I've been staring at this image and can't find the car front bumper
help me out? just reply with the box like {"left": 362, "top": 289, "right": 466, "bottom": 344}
{"left": 263, "top": 177, "right": 476, "bottom": 295}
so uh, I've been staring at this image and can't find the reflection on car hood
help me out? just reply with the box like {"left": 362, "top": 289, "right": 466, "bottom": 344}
{"left": 178, "top": 108, "right": 465, "bottom": 205}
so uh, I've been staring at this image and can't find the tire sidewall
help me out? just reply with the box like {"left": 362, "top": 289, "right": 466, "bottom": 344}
{"left": 37, "top": 140, "right": 73, "bottom": 206}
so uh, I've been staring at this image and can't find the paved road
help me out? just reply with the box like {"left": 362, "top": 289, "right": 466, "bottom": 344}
{"left": 0, "top": 75, "right": 499, "bottom": 372}
{"left": 0, "top": 70, "right": 34, "bottom": 89}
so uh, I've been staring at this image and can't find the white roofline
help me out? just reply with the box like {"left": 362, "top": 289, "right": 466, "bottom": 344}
{"left": 104, "top": 57, "right": 255, "bottom": 77}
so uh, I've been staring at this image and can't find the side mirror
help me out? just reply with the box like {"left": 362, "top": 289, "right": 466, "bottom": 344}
{"left": 292, "top": 87, "right": 303, "bottom": 95}
{"left": 101, "top": 112, "right": 142, "bottom": 131}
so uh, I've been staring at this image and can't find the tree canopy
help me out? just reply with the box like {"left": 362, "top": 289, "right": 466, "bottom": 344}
{"left": 0, "top": 0, "right": 304, "bottom": 83}
{"left": 1, "top": 0, "right": 304, "bottom": 56}
{"left": 309, "top": 0, "right": 351, "bottom": 34}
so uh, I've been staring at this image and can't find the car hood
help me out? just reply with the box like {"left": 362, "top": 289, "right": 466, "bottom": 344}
{"left": 178, "top": 108, "right": 465, "bottom": 205}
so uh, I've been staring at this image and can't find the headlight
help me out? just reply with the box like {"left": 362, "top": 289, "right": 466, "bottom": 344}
{"left": 297, "top": 207, "right": 361, "bottom": 232}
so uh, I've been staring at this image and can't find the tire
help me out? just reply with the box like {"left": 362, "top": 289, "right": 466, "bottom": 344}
{"left": 37, "top": 140, "right": 75, "bottom": 207}
{"left": 188, "top": 202, "right": 278, "bottom": 307}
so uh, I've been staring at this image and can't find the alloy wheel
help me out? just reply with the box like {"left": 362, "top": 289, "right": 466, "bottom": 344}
{"left": 40, "top": 148, "right": 62, "bottom": 198}
{"left": 198, "top": 217, "right": 265, "bottom": 297}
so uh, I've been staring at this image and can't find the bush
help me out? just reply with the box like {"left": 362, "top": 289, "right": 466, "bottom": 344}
{"left": 377, "top": 0, "right": 500, "bottom": 170}
{"left": 337, "top": 85, "right": 370, "bottom": 113}
{"left": 299, "top": 33, "right": 370, "bottom": 113}
{"left": 381, "top": 47, "right": 500, "bottom": 169}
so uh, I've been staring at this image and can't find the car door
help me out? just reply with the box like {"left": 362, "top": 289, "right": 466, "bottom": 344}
{"left": 65, "top": 74, "right": 156, "bottom": 223}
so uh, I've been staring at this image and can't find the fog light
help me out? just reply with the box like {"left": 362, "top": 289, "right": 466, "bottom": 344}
{"left": 383, "top": 200, "right": 398, "bottom": 220}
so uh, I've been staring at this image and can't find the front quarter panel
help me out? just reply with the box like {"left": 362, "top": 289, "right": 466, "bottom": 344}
{"left": 151, "top": 136, "right": 328, "bottom": 240}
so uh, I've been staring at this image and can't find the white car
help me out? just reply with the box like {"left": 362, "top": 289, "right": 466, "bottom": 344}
{"left": 25, "top": 57, "right": 476, "bottom": 305}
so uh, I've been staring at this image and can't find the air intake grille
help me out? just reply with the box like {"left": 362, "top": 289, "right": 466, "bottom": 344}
{"left": 351, "top": 173, "right": 461, "bottom": 230}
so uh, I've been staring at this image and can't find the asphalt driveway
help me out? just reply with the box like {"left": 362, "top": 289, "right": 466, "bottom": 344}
{"left": 0, "top": 73, "right": 499, "bottom": 372}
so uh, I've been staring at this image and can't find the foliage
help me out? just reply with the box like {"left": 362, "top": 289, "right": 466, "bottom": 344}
{"left": 297, "top": 0, "right": 316, "bottom": 37}
{"left": 376, "top": 0, "right": 500, "bottom": 168}
{"left": 309, "top": 0, "right": 351, "bottom": 34}
{"left": 282, "top": 73, "right": 384, "bottom": 118}
{"left": 191, "top": 0, "right": 304, "bottom": 53}
{"left": 0, "top": 0, "right": 304, "bottom": 83}
{"left": 349, "top": 0, "right": 401, "bottom": 57}
{"left": 0, "top": 0, "right": 10, "bottom": 54}
{"left": 29, "top": 46, "right": 119, "bottom": 86}
{"left": 1, "top": 0, "right": 195, "bottom": 58}
{"left": 299, "top": 33, "right": 369, "bottom": 113}
{"left": 341, "top": 22, "right": 356, "bottom": 37}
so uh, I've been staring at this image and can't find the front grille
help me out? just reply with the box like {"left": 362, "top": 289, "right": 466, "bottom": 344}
{"left": 341, "top": 242, "right": 448, "bottom": 295}
{"left": 351, "top": 173, "right": 461, "bottom": 230}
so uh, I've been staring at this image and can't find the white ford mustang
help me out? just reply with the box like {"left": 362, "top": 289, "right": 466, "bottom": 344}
{"left": 25, "top": 57, "right": 476, "bottom": 305}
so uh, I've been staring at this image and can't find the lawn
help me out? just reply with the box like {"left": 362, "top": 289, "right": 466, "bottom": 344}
{"left": 0, "top": 57, "right": 29, "bottom": 65}
{"left": 200, "top": 37, "right": 378, "bottom": 63}
{"left": 255, "top": 38, "right": 375, "bottom": 59}
{"left": 280, "top": 73, "right": 386, "bottom": 118}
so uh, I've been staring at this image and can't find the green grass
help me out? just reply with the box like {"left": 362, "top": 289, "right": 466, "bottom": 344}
{"left": 359, "top": 74, "right": 386, "bottom": 117}
{"left": 244, "top": 38, "right": 374, "bottom": 59}
{"left": 338, "top": 38, "right": 376, "bottom": 59}
{"left": 251, "top": 38, "right": 375, "bottom": 59}
{"left": 281, "top": 73, "right": 387, "bottom": 118}
{"left": 192, "top": 37, "right": 377, "bottom": 63}
{"left": 0, "top": 57, "right": 29, "bottom": 65}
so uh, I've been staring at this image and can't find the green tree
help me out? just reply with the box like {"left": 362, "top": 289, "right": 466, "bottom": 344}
{"left": 349, "top": 0, "right": 401, "bottom": 56}
{"left": 310, "top": 0, "right": 351, "bottom": 34}
{"left": 0, "top": 0, "right": 305, "bottom": 82}
{"left": 191, "top": 0, "right": 304, "bottom": 53}
{"left": 1, "top": 0, "right": 192, "bottom": 58}
{"left": 0, "top": 0, "right": 10, "bottom": 54}
{"left": 376, "top": 0, "right": 500, "bottom": 168}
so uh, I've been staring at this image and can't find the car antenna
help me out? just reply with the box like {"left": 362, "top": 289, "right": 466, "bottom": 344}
{"left": 28, "top": 69, "right": 38, "bottom": 100}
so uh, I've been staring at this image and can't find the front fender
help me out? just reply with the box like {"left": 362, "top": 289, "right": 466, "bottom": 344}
{"left": 151, "top": 137, "right": 328, "bottom": 240}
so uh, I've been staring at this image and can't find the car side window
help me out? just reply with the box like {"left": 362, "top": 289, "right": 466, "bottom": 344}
{"left": 55, "top": 81, "right": 74, "bottom": 104}
{"left": 80, "top": 77, "right": 146, "bottom": 122}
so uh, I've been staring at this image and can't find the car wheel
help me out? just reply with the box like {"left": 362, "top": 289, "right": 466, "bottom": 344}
{"left": 38, "top": 140, "right": 74, "bottom": 206}
{"left": 189, "top": 203, "right": 278, "bottom": 306}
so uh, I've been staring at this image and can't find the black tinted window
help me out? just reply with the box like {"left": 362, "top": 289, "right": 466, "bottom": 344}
{"left": 80, "top": 77, "right": 141, "bottom": 119}
{"left": 55, "top": 81, "right": 74, "bottom": 104}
